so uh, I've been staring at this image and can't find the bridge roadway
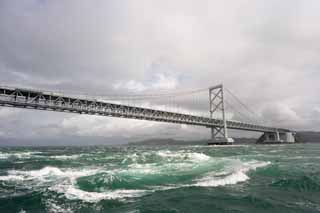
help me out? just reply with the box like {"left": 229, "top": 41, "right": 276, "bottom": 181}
{"left": 0, "top": 86, "right": 290, "bottom": 133}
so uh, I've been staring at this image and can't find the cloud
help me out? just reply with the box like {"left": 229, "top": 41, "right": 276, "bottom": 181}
{"left": 261, "top": 103, "right": 301, "bottom": 127}
{"left": 113, "top": 80, "right": 146, "bottom": 92}
{"left": 0, "top": 0, "right": 319, "bottom": 143}
{"left": 113, "top": 72, "right": 178, "bottom": 92}
{"left": 151, "top": 73, "right": 178, "bottom": 90}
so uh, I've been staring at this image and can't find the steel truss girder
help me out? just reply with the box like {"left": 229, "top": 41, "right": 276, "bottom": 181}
{"left": 0, "top": 86, "right": 290, "bottom": 134}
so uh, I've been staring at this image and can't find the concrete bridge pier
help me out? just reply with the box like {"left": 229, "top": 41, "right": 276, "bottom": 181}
{"left": 257, "top": 131, "right": 296, "bottom": 144}
{"left": 208, "top": 127, "right": 234, "bottom": 145}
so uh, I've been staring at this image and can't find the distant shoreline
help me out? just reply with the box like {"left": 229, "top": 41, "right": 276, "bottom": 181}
{"left": 0, "top": 131, "right": 318, "bottom": 146}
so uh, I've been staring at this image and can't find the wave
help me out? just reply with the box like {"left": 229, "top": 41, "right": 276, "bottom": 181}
{"left": 75, "top": 157, "right": 271, "bottom": 197}
{"left": 0, "top": 166, "right": 147, "bottom": 203}
{"left": 1, "top": 152, "right": 90, "bottom": 161}
{"left": 0, "top": 151, "right": 271, "bottom": 203}
{"left": 192, "top": 161, "right": 270, "bottom": 187}
{"left": 51, "top": 154, "right": 84, "bottom": 160}
{"left": 157, "top": 150, "right": 211, "bottom": 162}
{"left": 121, "top": 150, "right": 211, "bottom": 165}
{"left": 2, "top": 166, "right": 99, "bottom": 182}
{"left": 0, "top": 151, "right": 43, "bottom": 160}
{"left": 50, "top": 184, "right": 147, "bottom": 203}
{"left": 44, "top": 201, "right": 73, "bottom": 213}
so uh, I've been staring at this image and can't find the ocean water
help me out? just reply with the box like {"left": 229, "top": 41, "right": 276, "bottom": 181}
{"left": 0, "top": 143, "right": 320, "bottom": 213}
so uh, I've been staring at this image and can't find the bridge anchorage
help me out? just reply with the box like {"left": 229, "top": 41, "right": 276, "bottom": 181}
{"left": 0, "top": 84, "right": 296, "bottom": 145}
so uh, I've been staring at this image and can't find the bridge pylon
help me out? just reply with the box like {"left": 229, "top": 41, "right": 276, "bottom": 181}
{"left": 208, "top": 84, "right": 234, "bottom": 145}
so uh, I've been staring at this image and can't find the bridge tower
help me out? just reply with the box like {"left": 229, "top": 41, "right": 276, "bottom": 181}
{"left": 208, "top": 84, "right": 234, "bottom": 144}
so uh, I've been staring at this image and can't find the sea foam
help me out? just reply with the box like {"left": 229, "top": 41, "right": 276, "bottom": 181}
{"left": 50, "top": 184, "right": 147, "bottom": 203}
{"left": 0, "top": 166, "right": 99, "bottom": 184}
{"left": 0, "top": 151, "right": 42, "bottom": 159}
{"left": 192, "top": 160, "right": 271, "bottom": 187}
{"left": 0, "top": 152, "right": 271, "bottom": 203}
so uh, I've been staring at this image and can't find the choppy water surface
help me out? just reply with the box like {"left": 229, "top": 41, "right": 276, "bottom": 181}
{"left": 0, "top": 143, "right": 320, "bottom": 213}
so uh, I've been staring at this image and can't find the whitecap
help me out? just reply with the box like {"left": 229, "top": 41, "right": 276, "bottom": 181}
{"left": 0, "top": 166, "right": 141, "bottom": 203}
{"left": 51, "top": 154, "right": 83, "bottom": 160}
{"left": 0, "top": 166, "right": 100, "bottom": 183}
{"left": 49, "top": 184, "right": 146, "bottom": 203}
{"left": 193, "top": 170, "right": 249, "bottom": 187}
{"left": 127, "top": 163, "right": 159, "bottom": 175}
{"left": 156, "top": 150, "right": 211, "bottom": 162}
{"left": 0, "top": 174, "right": 26, "bottom": 181}
{"left": 0, "top": 166, "right": 148, "bottom": 203}
{"left": 186, "top": 153, "right": 211, "bottom": 162}
{"left": 192, "top": 160, "right": 271, "bottom": 187}
{"left": 0, "top": 151, "right": 43, "bottom": 160}
{"left": 0, "top": 155, "right": 271, "bottom": 203}
{"left": 145, "top": 160, "right": 271, "bottom": 190}
{"left": 44, "top": 198, "right": 74, "bottom": 213}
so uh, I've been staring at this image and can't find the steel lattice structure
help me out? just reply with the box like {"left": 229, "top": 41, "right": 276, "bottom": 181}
{"left": 0, "top": 86, "right": 290, "bottom": 134}
{"left": 209, "top": 84, "right": 229, "bottom": 140}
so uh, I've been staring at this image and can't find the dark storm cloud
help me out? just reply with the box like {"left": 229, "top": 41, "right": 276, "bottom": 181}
{"left": 0, "top": 0, "right": 319, "bottom": 143}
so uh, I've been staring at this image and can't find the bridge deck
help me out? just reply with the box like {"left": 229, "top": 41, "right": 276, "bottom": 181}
{"left": 0, "top": 86, "right": 289, "bottom": 133}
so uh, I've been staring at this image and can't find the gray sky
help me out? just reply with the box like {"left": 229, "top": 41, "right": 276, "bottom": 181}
{"left": 0, "top": 0, "right": 319, "bottom": 144}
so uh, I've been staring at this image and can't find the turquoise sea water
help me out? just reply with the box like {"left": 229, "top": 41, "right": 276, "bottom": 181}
{"left": 0, "top": 143, "right": 320, "bottom": 213}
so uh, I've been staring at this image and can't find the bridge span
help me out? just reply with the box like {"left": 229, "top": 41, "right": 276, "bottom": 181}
{"left": 0, "top": 85, "right": 295, "bottom": 144}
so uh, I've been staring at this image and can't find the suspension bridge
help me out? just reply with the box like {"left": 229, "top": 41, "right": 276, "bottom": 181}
{"left": 0, "top": 84, "right": 295, "bottom": 144}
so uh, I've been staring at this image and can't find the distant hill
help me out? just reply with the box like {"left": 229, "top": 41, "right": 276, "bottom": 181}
{"left": 129, "top": 137, "right": 257, "bottom": 146}
{"left": 295, "top": 131, "right": 320, "bottom": 143}
{"left": 129, "top": 132, "right": 320, "bottom": 145}
{"left": 129, "top": 138, "right": 206, "bottom": 146}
